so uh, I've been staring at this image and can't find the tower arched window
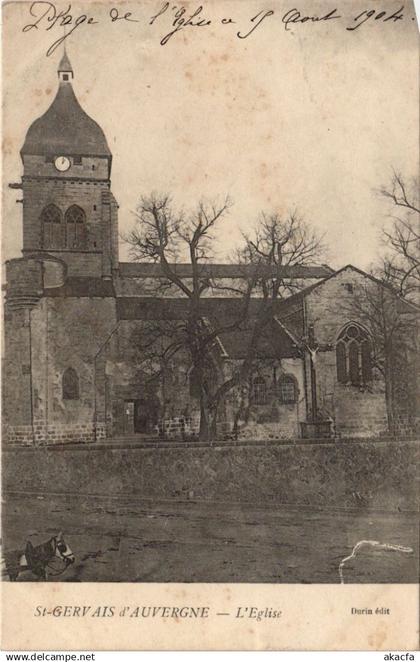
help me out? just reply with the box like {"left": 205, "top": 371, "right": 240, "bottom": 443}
{"left": 62, "top": 368, "right": 79, "bottom": 400}
{"left": 41, "top": 204, "right": 63, "bottom": 249}
{"left": 336, "top": 324, "right": 372, "bottom": 387}
{"left": 65, "top": 205, "right": 87, "bottom": 249}
{"left": 251, "top": 376, "right": 267, "bottom": 405}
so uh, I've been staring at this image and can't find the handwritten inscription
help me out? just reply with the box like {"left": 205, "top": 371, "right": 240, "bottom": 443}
{"left": 282, "top": 7, "right": 341, "bottom": 31}
{"left": 109, "top": 7, "right": 139, "bottom": 23}
{"left": 150, "top": 3, "right": 212, "bottom": 45}
{"left": 21, "top": 2, "right": 414, "bottom": 56}
{"left": 22, "top": 2, "right": 98, "bottom": 56}
{"left": 346, "top": 5, "right": 404, "bottom": 30}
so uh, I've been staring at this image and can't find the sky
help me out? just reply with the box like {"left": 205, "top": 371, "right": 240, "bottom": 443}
{"left": 2, "top": 0, "right": 419, "bottom": 270}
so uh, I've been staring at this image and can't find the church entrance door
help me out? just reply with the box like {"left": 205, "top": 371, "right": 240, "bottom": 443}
{"left": 123, "top": 397, "right": 160, "bottom": 435}
{"left": 123, "top": 401, "right": 135, "bottom": 434}
{"left": 134, "top": 397, "right": 160, "bottom": 434}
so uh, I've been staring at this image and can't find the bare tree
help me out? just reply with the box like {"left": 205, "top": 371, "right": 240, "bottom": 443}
{"left": 241, "top": 211, "right": 325, "bottom": 292}
{"left": 380, "top": 172, "right": 420, "bottom": 300}
{"left": 125, "top": 196, "right": 326, "bottom": 440}
{"left": 125, "top": 194, "right": 254, "bottom": 440}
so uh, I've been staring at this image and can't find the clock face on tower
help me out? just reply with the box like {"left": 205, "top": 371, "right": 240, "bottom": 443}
{"left": 54, "top": 156, "right": 71, "bottom": 172}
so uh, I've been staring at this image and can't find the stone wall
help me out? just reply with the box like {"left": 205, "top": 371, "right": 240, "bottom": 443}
{"left": 44, "top": 251, "right": 103, "bottom": 278}
{"left": 2, "top": 308, "right": 33, "bottom": 428}
{"left": 23, "top": 155, "right": 109, "bottom": 181}
{"left": 4, "top": 422, "right": 106, "bottom": 445}
{"left": 4, "top": 424, "right": 34, "bottom": 445}
{"left": 5, "top": 258, "right": 44, "bottom": 301}
{"left": 305, "top": 268, "right": 388, "bottom": 437}
{"left": 232, "top": 358, "right": 306, "bottom": 440}
{"left": 35, "top": 296, "right": 116, "bottom": 427}
{"left": 103, "top": 322, "right": 307, "bottom": 440}
{"left": 3, "top": 441, "right": 418, "bottom": 511}
{"left": 22, "top": 176, "right": 109, "bottom": 257}
{"left": 2, "top": 296, "right": 118, "bottom": 445}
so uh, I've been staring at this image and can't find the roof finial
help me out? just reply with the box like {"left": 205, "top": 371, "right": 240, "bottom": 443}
{"left": 58, "top": 34, "right": 74, "bottom": 81}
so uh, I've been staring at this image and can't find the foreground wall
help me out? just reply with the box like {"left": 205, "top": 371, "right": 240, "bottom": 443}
{"left": 3, "top": 441, "right": 418, "bottom": 511}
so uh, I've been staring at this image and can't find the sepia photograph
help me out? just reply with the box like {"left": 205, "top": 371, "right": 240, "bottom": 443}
{"left": 1, "top": 0, "right": 419, "bottom": 602}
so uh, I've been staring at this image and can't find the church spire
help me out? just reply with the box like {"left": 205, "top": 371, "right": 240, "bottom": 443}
{"left": 57, "top": 44, "right": 73, "bottom": 82}
{"left": 22, "top": 46, "right": 111, "bottom": 159}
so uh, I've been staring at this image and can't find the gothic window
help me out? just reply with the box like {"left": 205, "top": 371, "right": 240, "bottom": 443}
{"left": 348, "top": 340, "right": 359, "bottom": 385}
{"left": 361, "top": 339, "right": 373, "bottom": 383}
{"left": 41, "top": 204, "right": 63, "bottom": 249}
{"left": 277, "top": 374, "right": 297, "bottom": 404}
{"left": 62, "top": 368, "right": 79, "bottom": 400}
{"left": 65, "top": 205, "right": 87, "bottom": 249}
{"left": 336, "top": 340, "right": 347, "bottom": 383}
{"left": 251, "top": 376, "right": 267, "bottom": 405}
{"left": 336, "top": 324, "right": 372, "bottom": 387}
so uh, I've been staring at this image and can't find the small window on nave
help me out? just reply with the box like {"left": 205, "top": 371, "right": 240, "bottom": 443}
{"left": 251, "top": 375, "right": 268, "bottom": 406}
{"left": 65, "top": 205, "right": 87, "bottom": 249}
{"left": 62, "top": 367, "right": 79, "bottom": 401}
{"left": 41, "top": 204, "right": 64, "bottom": 249}
{"left": 336, "top": 324, "right": 373, "bottom": 387}
{"left": 277, "top": 374, "right": 297, "bottom": 404}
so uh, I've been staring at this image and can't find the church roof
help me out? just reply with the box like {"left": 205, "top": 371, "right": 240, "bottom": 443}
{"left": 118, "top": 262, "right": 332, "bottom": 279}
{"left": 21, "top": 78, "right": 111, "bottom": 158}
{"left": 44, "top": 277, "right": 115, "bottom": 297}
{"left": 116, "top": 297, "right": 301, "bottom": 359}
{"left": 216, "top": 320, "right": 299, "bottom": 359}
{"left": 58, "top": 51, "right": 73, "bottom": 73}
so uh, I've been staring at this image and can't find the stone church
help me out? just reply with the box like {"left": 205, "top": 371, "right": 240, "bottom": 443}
{"left": 3, "top": 54, "right": 417, "bottom": 445}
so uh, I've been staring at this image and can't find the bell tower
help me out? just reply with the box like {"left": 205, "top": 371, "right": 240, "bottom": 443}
{"left": 17, "top": 51, "right": 119, "bottom": 279}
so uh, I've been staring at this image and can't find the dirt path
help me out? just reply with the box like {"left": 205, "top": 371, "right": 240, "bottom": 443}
{"left": 2, "top": 493, "right": 418, "bottom": 583}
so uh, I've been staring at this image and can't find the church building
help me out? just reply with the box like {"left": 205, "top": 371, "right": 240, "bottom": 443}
{"left": 3, "top": 55, "right": 417, "bottom": 445}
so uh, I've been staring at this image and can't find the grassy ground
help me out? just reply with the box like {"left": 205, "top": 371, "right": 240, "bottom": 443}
{"left": 2, "top": 492, "right": 418, "bottom": 583}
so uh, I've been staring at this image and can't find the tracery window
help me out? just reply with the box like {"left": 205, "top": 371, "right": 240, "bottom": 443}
{"left": 251, "top": 376, "right": 267, "bottom": 405}
{"left": 62, "top": 367, "right": 79, "bottom": 400}
{"left": 277, "top": 374, "right": 297, "bottom": 404}
{"left": 65, "top": 205, "right": 87, "bottom": 249}
{"left": 41, "top": 204, "right": 64, "bottom": 249}
{"left": 336, "top": 324, "right": 372, "bottom": 387}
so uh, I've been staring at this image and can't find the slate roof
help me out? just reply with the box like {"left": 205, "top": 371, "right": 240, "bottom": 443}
{"left": 58, "top": 51, "right": 73, "bottom": 73}
{"left": 116, "top": 297, "right": 302, "bottom": 359}
{"left": 44, "top": 277, "right": 115, "bottom": 297}
{"left": 40, "top": 265, "right": 418, "bottom": 360}
{"left": 117, "top": 297, "right": 244, "bottom": 320}
{"left": 118, "top": 262, "right": 332, "bottom": 280}
{"left": 216, "top": 322, "right": 300, "bottom": 359}
{"left": 21, "top": 80, "right": 111, "bottom": 158}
